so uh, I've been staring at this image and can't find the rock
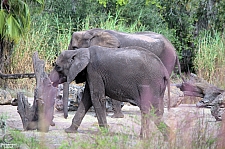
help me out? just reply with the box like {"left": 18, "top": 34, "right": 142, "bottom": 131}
{"left": 210, "top": 91, "right": 225, "bottom": 121}
{"left": 55, "top": 84, "right": 84, "bottom": 111}
{"left": 164, "top": 85, "right": 184, "bottom": 108}
{"left": 0, "top": 89, "right": 12, "bottom": 105}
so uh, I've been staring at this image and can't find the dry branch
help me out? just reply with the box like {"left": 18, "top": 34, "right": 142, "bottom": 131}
{"left": 176, "top": 73, "right": 224, "bottom": 104}
{"left": 176, "top": 73, "right": 225, "bottom": 121}
{"left": 0, "top": 71, "right": 35, "bottom": 79}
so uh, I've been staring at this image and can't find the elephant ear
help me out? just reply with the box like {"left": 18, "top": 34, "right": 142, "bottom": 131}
{"left": 85, "top": 30, "right": 120, "bottom": 48}
{"left": 67, "top": 49, "right": 90, "bottom": 83}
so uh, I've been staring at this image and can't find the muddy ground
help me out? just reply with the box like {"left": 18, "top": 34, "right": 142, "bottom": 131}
{"left": 0, "top": 96, "right": 222, "bottom": 149}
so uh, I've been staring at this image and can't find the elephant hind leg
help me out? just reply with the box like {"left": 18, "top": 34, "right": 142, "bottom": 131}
{"left": 153, "top": 98, "right": 174, "bottom": 142}
{"left": 111, "top": 99, "right": 124, "bottom": 118}
{"left": 140, "top": 109, "right": 172, "bottom": 141}
{"left": 139, "top": 85, "right": 156, "bottom": 139}
{"left": 139, "top": 85, "right": 172, "bottom": 141}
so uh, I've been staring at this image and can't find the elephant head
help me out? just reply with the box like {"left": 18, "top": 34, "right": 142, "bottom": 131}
{"left": 49, "top": 49, "right": 90, "bottom": 86}
{"left": 68, "top": 29, "right": 120, "bottom": 50}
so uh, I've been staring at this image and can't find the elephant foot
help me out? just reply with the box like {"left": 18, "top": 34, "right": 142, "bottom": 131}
{"left": 50, "top": 121, "right": 55, "bottom": 126}
{"left": 65, "top": 126, "right": 78, "bottom": 133}
{"left": 111, "top": 113, "right": 124, "bottom": 118}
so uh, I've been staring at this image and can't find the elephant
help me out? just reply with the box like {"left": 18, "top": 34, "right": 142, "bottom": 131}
{"left": 68, "top": 28, "right": 181, "bottom": 77}
{"left": 49, "top": 46, "right": 171, "bottom": 139}
{"left": 60, "top": 28, "right": 181, "bottom": 119}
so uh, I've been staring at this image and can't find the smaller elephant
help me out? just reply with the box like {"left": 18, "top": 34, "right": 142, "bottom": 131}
{"left": 49, "top": 46, "right": 171, "bottom": 139}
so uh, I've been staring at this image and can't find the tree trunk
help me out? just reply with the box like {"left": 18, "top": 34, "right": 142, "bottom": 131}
{"left": 17, "top": 51, "right": 58, "bottom": 132}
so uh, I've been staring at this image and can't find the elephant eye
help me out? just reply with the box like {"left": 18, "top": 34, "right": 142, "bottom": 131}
{"left": 55, "top": 64, "right": 62, "bottom": 72}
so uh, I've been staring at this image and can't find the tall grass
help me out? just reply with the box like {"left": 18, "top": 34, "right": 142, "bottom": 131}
{"left": 194, "top": 30, "right": 225, "bottom": 88}
{"left": 7, "top": 14, "right": 73, "bottom": 92}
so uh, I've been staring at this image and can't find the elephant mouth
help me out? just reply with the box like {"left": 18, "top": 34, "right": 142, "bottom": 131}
{"left": 52, "top": 77, "right": 67, "bottom": 87}
{"left": 49, "top": 69, "right": 67, "bottom": 87}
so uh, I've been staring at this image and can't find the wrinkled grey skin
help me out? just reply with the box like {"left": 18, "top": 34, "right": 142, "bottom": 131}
{"left": 49, "top": 46, "right": 171, "bottom": 139}
{"left": 63, "top": 28, "right": 180, "bottom": 119}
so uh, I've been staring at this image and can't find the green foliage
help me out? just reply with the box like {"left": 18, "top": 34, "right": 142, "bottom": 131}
{"left": 0, "top": 0, "right": 30, "bottom": 42}
{"left": 0, "top": 10, "right": 6, "bottom": 35}
{"left": 0, "top": 0, "right": 44, "bottom": 42}
{"left": 73, "top": 0, "right": 169, "bottom": 33}
{"left": 156, "top": 0, "right": 225, "bottom": 55}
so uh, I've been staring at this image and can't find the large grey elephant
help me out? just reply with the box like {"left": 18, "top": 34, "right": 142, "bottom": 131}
{"left": 68, "top": 28, "right": 181, "bottom": 76}
{"left": 61, "top": 28, "right": 181, "bottom": 119}
{"left": 49, "top": 46, "right": 171, "bottom": 139}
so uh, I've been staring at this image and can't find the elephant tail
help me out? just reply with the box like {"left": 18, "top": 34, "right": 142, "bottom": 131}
{"left": 166, "top": 76, "right": 171, "bottom": 111}
{"left": 176, "top": 55, "right": 185, "bottom": 82}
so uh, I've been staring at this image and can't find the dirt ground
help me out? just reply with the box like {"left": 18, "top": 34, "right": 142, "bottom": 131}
{"left": 0, "top": 97, "right": 222, "bottom": 149}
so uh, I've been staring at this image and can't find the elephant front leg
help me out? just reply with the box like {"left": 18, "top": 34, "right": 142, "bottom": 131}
{"left": 87, "top": 73, "right": 108, "bottom": 128}
{"left": 92, "top": 97, "right": 108, "bottom": 128}
{"left": 65, "top": 85, "right": 92, "bottom": 133}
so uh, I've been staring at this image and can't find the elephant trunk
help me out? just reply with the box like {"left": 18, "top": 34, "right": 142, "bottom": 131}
{"left": 63, "top": 82, "right": 69, "bottom": 118}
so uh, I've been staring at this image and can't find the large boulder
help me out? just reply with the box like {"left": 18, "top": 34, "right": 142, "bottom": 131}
{"left": 0, "top": 89, "right": 12, "bottom": 105}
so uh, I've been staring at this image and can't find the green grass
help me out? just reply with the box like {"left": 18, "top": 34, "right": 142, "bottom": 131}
{"left": 194, "top": 30, "right": 225, "bottom": 88}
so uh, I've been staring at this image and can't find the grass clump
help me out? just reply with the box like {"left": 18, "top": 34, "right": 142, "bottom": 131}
{"left": 194, "top": 30, "right": 225, "bottom": 88}
{"left": 9, "top": 130, "right": 48, "bottom": 149}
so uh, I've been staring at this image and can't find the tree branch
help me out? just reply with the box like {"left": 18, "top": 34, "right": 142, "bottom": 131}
{"left": 0, "top": 71, "right": 35, "bottom": 79}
